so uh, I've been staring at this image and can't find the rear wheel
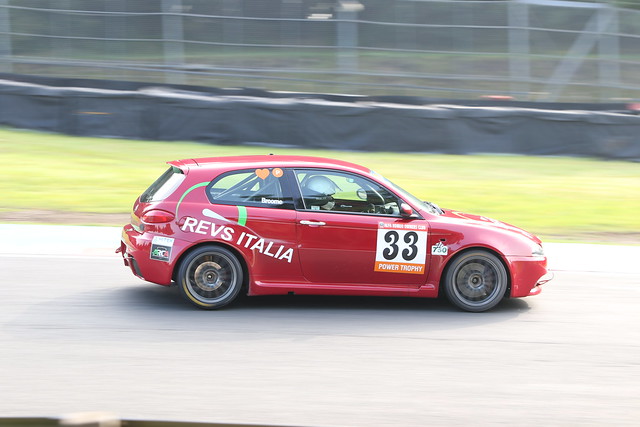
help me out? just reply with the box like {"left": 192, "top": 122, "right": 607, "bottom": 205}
{"left": 443, "top": 250, "right": 508, "bottom": 312}
{"left": 177, "top": 246, "right": 243, "bottom": 309}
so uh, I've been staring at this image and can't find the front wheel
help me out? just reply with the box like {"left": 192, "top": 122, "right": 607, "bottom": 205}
{"left": 443, "top": 250, "right": 508, "bottom": 312}
{"left": 177, "top": 246, "right": 243, "bottom": 309}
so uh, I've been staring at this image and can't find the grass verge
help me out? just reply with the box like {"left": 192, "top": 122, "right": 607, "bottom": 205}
{"left": 1, "top": 128, "right": 638, "bottom": 243}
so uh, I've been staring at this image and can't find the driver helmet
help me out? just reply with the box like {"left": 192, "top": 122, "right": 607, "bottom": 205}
{"left": 304, "top": 175, "right": 338, "bottom": 197}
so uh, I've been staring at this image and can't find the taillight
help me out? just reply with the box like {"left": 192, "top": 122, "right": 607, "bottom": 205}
{"left": 141, "top": 209, "right": 175, "bottom": 224}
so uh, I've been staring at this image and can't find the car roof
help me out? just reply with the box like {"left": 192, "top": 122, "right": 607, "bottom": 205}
{"left": 168, "top": 155, "right": 371, "bottom": 174}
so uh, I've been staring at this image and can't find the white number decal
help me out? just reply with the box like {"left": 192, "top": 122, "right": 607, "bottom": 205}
{"left": 375, "top": 225, "right": 427, "bottom": 274}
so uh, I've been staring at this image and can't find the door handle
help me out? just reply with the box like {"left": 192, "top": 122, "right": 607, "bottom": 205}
{"left": 300, "top": 220, "right": 326, "bottom": 226}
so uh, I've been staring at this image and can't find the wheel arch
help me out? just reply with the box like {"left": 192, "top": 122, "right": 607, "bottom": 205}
{"left": 172, "top": 241, "right": 251, "bottom": 294}
{"left": 440, "top": 245, "right": 512, "bottom": 297}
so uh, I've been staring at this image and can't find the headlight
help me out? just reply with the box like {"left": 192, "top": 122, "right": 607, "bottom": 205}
{"left": 531, "top": 243, "right": 544, "bottom": 256}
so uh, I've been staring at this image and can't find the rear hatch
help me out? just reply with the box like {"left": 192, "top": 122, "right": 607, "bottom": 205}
{"left": 131, "top": 165, "right": 186, "bottom": 232}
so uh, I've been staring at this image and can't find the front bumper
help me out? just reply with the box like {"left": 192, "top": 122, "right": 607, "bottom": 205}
{"left": 506, "top": 255, "right": 553, "bottom": 298}
{"left": 527, "top": 271, "right": 554, "bottom": 296}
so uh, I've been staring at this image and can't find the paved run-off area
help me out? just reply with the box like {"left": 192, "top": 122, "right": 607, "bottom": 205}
{"left": 1, "top": 224, "right": 638, "bottom": 274}
{"left": 1, "top": 224, "right": 639, "bottom": 426}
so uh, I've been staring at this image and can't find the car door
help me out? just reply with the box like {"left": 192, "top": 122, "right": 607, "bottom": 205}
{"left": 293, "top": 168, "right": 429, "bottom": 287}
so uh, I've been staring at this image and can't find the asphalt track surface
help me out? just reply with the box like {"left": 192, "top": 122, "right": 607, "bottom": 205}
{"left": 1, "top": 225, "right": 639, "bottom": 426}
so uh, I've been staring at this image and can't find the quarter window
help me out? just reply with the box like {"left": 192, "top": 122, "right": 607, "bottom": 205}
{"left": 140, "top": 166, "right": 185, "bottom": 203}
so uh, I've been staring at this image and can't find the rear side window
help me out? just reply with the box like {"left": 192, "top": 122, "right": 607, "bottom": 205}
{"left": 207, "top": 169, "right": 293, "bottom": 208}
{"left": 140, "top": 166, "right": 185, "bottom": 203}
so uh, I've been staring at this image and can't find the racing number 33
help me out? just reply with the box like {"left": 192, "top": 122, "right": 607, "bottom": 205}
{"left": 375, "top": 224, "right": 427, "bottom": 274}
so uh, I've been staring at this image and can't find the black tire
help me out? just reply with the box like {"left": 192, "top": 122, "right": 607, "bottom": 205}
{"left": 443, "top": 250, "right": 508, "bottom": 312}
{"left": 177, "top": 245, "right": 243, "bottom": 309}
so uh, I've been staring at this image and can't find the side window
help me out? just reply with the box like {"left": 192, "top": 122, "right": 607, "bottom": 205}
{"left": 295, "top": 170, "right": 401, "bottom": 216}
{"left": 207, "top": 168, "right": 292, "bottom": 208}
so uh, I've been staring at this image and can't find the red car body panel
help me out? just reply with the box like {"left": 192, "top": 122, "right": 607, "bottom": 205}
{"left": 119, "top": 155, "right": 551, "bottom": 308}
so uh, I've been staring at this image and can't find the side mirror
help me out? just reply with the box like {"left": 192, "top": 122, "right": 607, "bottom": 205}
{"left": 400, "top": 203, "right": 416, "bottom": 218}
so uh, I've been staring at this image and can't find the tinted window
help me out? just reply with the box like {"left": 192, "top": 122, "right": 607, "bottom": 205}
{"left": 207, "top": 169, "right": 293, "bottom": 208}
{"left": 295, "top": 169, "right": 402, "bottom": 215}
{"left": 140, "top": 166, "right": 185, "bottom": 203}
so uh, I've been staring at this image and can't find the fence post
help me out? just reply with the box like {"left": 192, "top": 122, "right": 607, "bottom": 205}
{"left": 161, "top": 0, "right": 186, "bottom": 85}
{"left": 540, "top": 3, "right": 614, "bottom": 101}
{"left": 51, "top": 0, "right": 72, "bottom": 65}
{"left": 0, "top": 0, "right": 11, "bottom": 73}
{"left": 508, "top": 0, "right": 531, "bottom": 100}
{"left": 598, "top": 4, "right": 620, "bottom": 101}
{"left": 336, "top": 1, "right": 364, "bottom": 73}
{"left": 105, "top": 0, "right": 126, "bottom": 79}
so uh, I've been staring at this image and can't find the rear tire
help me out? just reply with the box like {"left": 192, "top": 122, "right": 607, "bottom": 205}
{"left": 177, "top": 246, "right": 243, "bottom": 309}
{"left": 443, "top": 250, "right": 508, "bottom": 312}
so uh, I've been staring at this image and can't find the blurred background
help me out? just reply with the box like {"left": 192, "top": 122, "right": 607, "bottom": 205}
{"left": 1, "top": 3, "right": 640, "bottom": 426}
{"left": 1, "top": 0, "right": 639, "bottom": 102}
{"left": 0, "top": 0, "right": 639, "bottom": 235}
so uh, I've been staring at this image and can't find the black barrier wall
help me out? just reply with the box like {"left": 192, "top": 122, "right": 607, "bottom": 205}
{"left": 0, "top": 75, "right": 638, "bottom": 160}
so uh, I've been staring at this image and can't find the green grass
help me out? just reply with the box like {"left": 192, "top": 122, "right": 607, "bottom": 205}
{"left": 0, "top": 128, "right": 639, "bottom": 242}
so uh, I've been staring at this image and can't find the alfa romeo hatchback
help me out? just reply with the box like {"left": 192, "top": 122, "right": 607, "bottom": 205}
{"left": 118, "top": 155, "right": 552, "bottom": 312}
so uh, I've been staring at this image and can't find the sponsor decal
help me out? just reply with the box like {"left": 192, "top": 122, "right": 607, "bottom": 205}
{"left": 181, "top": 216, "right": 294, "bottom": 263}
{"left": 181, "top": 217, "right": 235, "bottom": 241}
{"left": 150, "top": 236, "right": 174, "bottom": 262}
{"left": 375, "top": 222, "right": 427, "bottom": 275}
{"left": 236, "top": 231, "right": 294, "bottom": 263}
{"left": 431, "top": 242, "right": 449, "bottom": 256}
{"left": 261, "top": 197, "right": 283, "bottom": 205}
{"left": 255, "top": 168, "right": 270, "bottom": 180}
{"left": 255, "top": 168, "right": 284, "bottom": 180}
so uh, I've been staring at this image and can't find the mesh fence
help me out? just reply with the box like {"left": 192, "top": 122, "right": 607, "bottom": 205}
{"left": 0, "top": 0, "right": 638, "bottom": 101}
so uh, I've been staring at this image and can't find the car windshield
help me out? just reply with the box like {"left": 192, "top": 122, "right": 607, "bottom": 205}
{"left": 371, "top": 170, "right": 442, "bottom": 215}
{"left": 140, "top": 166, "right": 185, "bottom": 203}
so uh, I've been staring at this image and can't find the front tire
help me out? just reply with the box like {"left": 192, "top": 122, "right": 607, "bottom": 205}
{"left": 177, "top": 246, "right": 243, "bottom": 309}
{"left": 443, "top": 250, "right": 508, "bottom": 312}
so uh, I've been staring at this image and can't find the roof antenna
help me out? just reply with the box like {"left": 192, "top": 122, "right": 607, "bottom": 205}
{"left": 269, "top": 153, "right": 274, "bottom": 155}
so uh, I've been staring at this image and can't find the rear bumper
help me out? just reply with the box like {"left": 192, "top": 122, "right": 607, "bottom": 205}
{"left": 117, "top": 241, "right": 143, "bottom": 279}
{"left": 118, "top": 225, "right": 175, "bottom": 286}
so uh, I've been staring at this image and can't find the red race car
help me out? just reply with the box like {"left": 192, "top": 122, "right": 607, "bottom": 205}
{"left": 118, "top": 155, "right": 552, "bottom": 312}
